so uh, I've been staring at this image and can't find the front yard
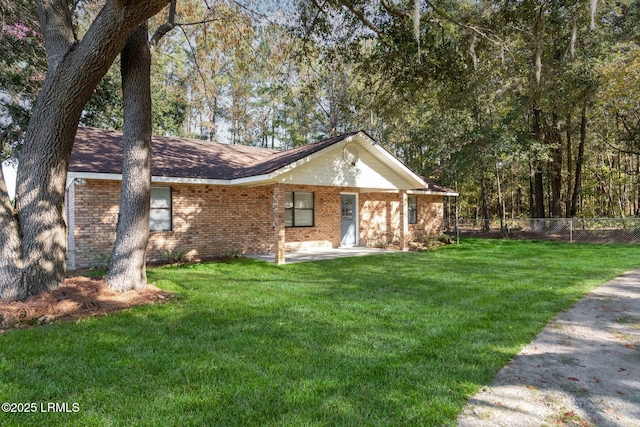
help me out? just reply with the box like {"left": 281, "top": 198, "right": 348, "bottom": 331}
{"left": 2, "top": 239, "right": 640, "bottom": 426}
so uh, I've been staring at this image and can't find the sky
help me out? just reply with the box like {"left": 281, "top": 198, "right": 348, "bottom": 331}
{"left": 1, "top": 161, "right": 17, "bottom": 199}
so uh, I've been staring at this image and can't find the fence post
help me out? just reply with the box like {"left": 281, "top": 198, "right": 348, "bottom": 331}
{"left": 569, "top": 218, "right": 573, "bottom": 243}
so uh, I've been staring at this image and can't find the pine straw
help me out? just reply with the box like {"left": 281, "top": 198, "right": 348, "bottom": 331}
{"left": 0, "top": 276, "right": 174, "bottom": 331}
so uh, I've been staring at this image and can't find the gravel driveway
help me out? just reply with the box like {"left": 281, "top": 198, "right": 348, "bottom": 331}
{"left": 458, "top": 270, "right": 640, "bottom": 427}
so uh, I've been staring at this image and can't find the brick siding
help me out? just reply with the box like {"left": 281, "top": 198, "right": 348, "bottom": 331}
{"left": 409, "top": 194, "right": 445, "bottom": 241}
{"left": 359, "top": 192, "right": 402, "bottom": 246}
{"left": 69, "top": 180, "right": 444, "bottom": 269}
{"left": 65, "top": 183, "right": 76, "bottom": 268}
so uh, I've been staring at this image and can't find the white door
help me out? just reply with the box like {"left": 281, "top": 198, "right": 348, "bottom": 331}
{"left": 340, "top": 194, "right": 357, "bottom": 246}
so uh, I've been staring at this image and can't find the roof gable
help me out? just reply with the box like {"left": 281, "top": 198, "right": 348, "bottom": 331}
{"left": 239, "top": 131, "right": 360, "bottom": 178}
{"left": 268, "top": 132, "right": 427, "bottom": 190}
{"left": 68, "top": 127, "right": 454, "bottom": 193}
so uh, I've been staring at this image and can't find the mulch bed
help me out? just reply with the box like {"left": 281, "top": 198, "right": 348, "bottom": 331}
{"left": 0, "top": 276, "right": 174, "bottom": 331}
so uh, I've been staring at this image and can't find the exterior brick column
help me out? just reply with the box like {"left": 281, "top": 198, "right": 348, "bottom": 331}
{"left": 273, "top": 184, "right": 286, "bottom": 264}
{"left": 399, "top": 190, "right": 409, "bottom": 251}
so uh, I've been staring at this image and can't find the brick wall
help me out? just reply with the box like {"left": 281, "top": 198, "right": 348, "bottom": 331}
{"left": 283, "top": 184, "right": 343, "bottom": 250}
{"left": 69, "top": 180, "right": 445, "bottom": 269}
{"left": 65, "top": 183, "right": 76, "bottom": 268}
{"left": 359, "top": 192, "right": 402, "bottom": 246}
{"left": 408, "top": 194, "right": 445, "bottom": 241}
{"left": 358, "top": 193, "right": 444, "bottom": 246}
{"left": 147, "top": 184, "right": 275, "bottom": 262}
{"left": 72, "top": 180, "right": 121, "bottom": 268}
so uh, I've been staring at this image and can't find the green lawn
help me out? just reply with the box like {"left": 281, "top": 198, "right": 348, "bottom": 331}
{"left": 2, "top": 239, "right": 640, "bottom": 426}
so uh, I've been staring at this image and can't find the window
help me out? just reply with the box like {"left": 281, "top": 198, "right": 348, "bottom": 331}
{"left": 408, "top": 195, "right": 417, "bottom": 224}
{"left": 150, "top": 187, "right": 172, "bottom": 231}
{"left": 285, "top": 191, "right": 314, "bottom": 227}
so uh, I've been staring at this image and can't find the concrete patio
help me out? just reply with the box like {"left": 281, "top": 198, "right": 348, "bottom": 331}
{"left": 246, "top": 247, "right": 400, "bottom": 264}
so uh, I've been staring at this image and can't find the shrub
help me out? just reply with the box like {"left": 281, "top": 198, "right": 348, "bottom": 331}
{"left": 220, "top": 248, "right": 242, "bottom": 259}
{"left": 164, "top": 248, "right": 188, "bottom": 264}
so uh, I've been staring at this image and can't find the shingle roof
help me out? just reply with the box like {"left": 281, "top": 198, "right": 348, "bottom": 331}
{"left": 69, "top": 127, "right": 456, "bottom": 195}
{"left": 240, "top": 131, "right": 360, "bottom": 177}
{"left": 422, "top": 178, "right": 457, "bottom": 195}
{"left": 69, "top": 127, "right": 358, "bottom": 180}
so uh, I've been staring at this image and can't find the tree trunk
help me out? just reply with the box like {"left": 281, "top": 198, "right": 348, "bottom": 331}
{"left": 496, "top": 162, "right": 505, "bottom": 231}
{"left": 549, "top": 114, "right": 563, "bottom": 217}
{"left": 529, "top": 161, "right": 535, "bottom": 220}
{"left": 534, "top": 166, "right": 545, "bottom": 218}
{"left": 570, "top": 104, "right": 587, "bottom": 217}
{"left": 3, "top": 0, "right": 170, "bottom": 298}
{"left": 106, "top": 23, "right": 152, "bottom": 292}
{"left": 532, "top": 107, "right": 545, "bottom": 225}
{"left": 566, "top": 112, "right": 573, "bottom": 217}
{"left": 636, "top": 154, "right": 640, "bottom": 216}
{"left": 480, "top": 170, "right": 489, "bottom": 231}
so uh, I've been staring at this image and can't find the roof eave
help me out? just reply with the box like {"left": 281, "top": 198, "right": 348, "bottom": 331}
{"left": 67, "top": 131, "right": 444, "bottom": 192}
{"left": 407, "top": 189, "right": 459, "bottom": 197}
{"left": 67, "top": 171, "right": 271, "bottom": 186}
{"left": 359, "top": 133, "right": 428, "bottom": 189}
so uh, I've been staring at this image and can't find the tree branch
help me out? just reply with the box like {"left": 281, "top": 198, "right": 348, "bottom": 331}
{"left": 35, "top": 0, "right": 76, "bottom": 73}
{"left": 178, "top": 18, "right": 223, "bottom": 27}
{"left": 178, "top": 25, "right": 215, "bottom": 103}
{"left": 149, "top": 0, "right": 177, "bottom": 52}
{"left": 380, "top": 0, "right": 410, "bottom": 19}
{"left": 333, "top": 0, "right": 383, "bottom": 37}
{"left": 421, "top": 0, "right": 511, "bottom": 57}
{"left": 589, "top": 124, "right": 640, "bottom": 156}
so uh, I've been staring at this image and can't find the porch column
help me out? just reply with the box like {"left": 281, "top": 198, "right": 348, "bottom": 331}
{"left": 399, "top": 190, "right": 409, "bottom": 251}
{"left": 273, "top": 184, "right": 286, "bottom": 264}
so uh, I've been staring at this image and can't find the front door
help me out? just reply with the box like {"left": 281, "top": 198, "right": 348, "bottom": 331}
{"left": 340, "top": 194, "right": 357, "bottom": 246}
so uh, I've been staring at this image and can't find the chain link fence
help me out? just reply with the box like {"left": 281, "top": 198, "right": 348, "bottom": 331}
{"left": 445, "top": 218, "right": 640, "bottom": 244}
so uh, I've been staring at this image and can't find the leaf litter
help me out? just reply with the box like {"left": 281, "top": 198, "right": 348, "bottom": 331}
{"left": 0, "top": 276, "right": 173, "bottom": 330}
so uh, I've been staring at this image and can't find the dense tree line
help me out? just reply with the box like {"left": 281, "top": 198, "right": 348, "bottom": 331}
{"left": 299, "top": 1, "right": 640, "bottom": 221}
{"left": 6, "top": 1, "right": 639, "bottom": 222}
{"left": 97, "top": 0, "right": 639, "bottom": 220}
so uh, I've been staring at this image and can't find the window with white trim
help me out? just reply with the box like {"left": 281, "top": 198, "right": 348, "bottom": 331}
{"left": 150, "top": 187, "right": 172, "bottom": 231}
{"left": 408, "top": 195, "right": 417, "bottom": 224}
{"left": 285, "top": 191, "right": 314, "bottom": 227}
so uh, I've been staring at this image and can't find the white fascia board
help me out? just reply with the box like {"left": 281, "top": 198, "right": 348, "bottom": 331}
{"left": 360, "top": 189, "right": 459, "bottom": 195}
{"left": 229, "top": 174, "right": 272, "bottom": 185}
{"left": 149, "top": 174, "right": 273, "bottom": 186}
{"left": 67, "top": 171, "right": 272, "bottom": 186}
{"left": 66, "top": 176, "right": 76, "bottom": 189}
{"left": 67, "top": 172, "right": 123, "bottom": 182}
{"left": 359, "top": 188, "right": 399, "bottom": 194}
{"left": 407, "top": 189, "right": 459, "bottom": 197}
{"left": 363, "top": 137, "right": 428, "bottom": 189}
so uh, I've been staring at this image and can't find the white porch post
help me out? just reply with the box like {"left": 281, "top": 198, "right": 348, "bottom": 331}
{"left": 273, "top": 184, "right": 286, "bottom": 264}
{"left": 400, "top": 190, "right": 409, "bottom": 251}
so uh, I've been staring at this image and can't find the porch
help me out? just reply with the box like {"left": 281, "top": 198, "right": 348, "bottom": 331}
{"left": 246, "top": 247, "right": 399, "bottom": 264}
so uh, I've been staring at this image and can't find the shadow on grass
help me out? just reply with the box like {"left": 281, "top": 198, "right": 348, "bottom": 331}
{"left": 460, "top": 273, "right": 640, "bottom": 425}
{"left": 1, "top": 240, "right": 640, "bottom": 426}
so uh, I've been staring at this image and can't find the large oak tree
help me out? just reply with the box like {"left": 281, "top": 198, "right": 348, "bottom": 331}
{"left": 0, "top": 0, "right": 170, "bottom": 301}
{"left": 105, "top": 22, "right": 154, "bottom": 292}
